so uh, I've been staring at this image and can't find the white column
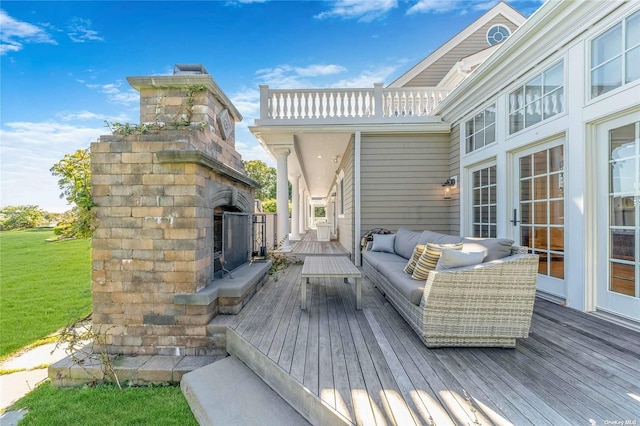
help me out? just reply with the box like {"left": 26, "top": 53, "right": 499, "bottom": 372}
{"left": 299, "top": 184, "right": 306, "bottom": 235}
{"left": 290, "top": 175, "right": 301, "bottom": 241}
{"left": 275, "top": 148, "right": 292, "bottom": 252}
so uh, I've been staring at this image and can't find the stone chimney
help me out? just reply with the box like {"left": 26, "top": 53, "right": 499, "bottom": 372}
{"left": 90, "top": 65, "right": 260, "bottom": 356}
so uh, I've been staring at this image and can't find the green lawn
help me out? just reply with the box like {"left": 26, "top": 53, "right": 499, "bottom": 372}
{"left": 0, "top": 228, "right": 91, "bottom": 357}
{"left": 10, "top": 382, "right": 198, "bottom": 425}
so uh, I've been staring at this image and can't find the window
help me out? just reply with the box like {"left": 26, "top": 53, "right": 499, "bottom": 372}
{"left": 465, "top": 104, "right": 496, "bottom": 153}
{"left": 591, "top": 10, "right": 640, "bottom": 98}
{"left": 471, "top": 165, "right": 497, "bottom": 238}
{"left": 509, "top": 61, "right": 564, "bottom": 134}
{"left": 486, "top": 25, "right": 511, "bottom": 46}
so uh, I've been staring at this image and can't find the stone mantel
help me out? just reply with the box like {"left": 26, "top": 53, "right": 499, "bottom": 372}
{"left": 156, "top": 150, "right": 259, "bottom": 189}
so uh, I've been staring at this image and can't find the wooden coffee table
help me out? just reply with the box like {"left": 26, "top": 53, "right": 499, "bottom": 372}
{"left": 301, "top": 256, "right": 362, "bottom": 310}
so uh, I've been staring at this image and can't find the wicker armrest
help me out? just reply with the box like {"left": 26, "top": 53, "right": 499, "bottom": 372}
{"left": 420, "top": 253, "right": 539, "bottom": 340}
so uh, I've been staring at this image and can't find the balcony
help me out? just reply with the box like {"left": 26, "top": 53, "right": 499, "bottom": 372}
{"left": 256, "top": 83, "right": 451, "bottom": 126}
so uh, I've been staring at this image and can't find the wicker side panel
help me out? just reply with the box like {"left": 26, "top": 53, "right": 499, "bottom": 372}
{"left": 421, "top": 254, "right": 539, "bottom": 344}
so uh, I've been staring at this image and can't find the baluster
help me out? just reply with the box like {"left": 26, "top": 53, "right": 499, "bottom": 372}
{"left": 356, "top": 92, "right": 362, "bottom": 117}
{"left": 277, "top": 93, "right": 283, "bottom": 119}
{"left": 337, "top": 92, "right": 343, "bottom": 118}
{"left": 321, "top": 92, "right": 327, "bottom": 118}
{"left": 345, "top": 92, "right": 351, "bottom": 118}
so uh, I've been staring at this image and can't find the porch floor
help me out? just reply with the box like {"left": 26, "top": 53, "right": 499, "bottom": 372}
{"left": 290, "top": 230, "right": 350, "bottom": 258}
{"left": 221, "top": 263, "right": 640, "bottom": 425}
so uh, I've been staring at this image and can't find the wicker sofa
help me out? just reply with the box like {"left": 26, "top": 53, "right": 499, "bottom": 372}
{"left": 362, "top": 228, "right": 539, "bottom": 348}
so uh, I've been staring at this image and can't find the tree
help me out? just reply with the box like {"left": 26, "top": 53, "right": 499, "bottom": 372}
{"left": 50, "top": 148, "right": 93, "bottom": 238}
{"left": 243, "top": 160, "right": 276, "bottom": 201}
{"left": 0, "top": 205, "right": 45, "bottom": 230}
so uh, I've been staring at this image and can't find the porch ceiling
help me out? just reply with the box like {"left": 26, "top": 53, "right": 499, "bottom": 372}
{"left": 255, "top": 131, "right": 352, "bottom": 199}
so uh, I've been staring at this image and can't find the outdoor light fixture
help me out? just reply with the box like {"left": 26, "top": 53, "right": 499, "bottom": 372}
{"left": 442, "top": 177, "right": 456, "bottom": 200}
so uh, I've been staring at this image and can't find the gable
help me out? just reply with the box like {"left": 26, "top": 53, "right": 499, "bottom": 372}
{"left": 388, "top": 2, "right": 526, "bottom": 88}
{"left": 403, "top": 15, "right": 518, "bottom": 87}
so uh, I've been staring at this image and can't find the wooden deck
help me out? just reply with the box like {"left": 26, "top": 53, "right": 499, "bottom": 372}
{"left": 216, "top": 263, "right": 640, "bottom": 425}
{"left": 290, "top": 230, "right": 350, "bottom": 258}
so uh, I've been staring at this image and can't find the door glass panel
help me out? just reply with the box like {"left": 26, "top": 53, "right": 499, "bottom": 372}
{"left": 519, "top": 145, "right": 565, "bottom": 280}
{"left": 534, "top": 151, "right": 547, "bottom": 175}
{"left": 534, "top": 201, "right": 548, "bottom": 224}
{"left": 608, "top": 122, "right": 639, "bottom": 298}
{"left": 534, "top": 176, "right": 547, "bottom": 199}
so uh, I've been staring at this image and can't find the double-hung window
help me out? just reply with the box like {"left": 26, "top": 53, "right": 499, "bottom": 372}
{"left": 591, "top": 10, "right": 640, "bottom": 98}
{"left": 509, "top": 61, "right": 564, "bottom": 134}
{"left": 465, "top": 104, "right": 496, "bottom": 153}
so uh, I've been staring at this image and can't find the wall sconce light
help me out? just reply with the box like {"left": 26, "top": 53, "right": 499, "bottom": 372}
{"left": 442, "top": 177, "right": 456, "bottom": 200}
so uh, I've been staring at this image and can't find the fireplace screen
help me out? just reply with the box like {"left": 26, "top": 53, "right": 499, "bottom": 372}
{"left": 221, "top": 212, "right": 249, "bottom": 275}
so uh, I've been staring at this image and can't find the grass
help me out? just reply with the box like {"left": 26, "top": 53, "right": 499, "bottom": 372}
{"left": 9, "top": 382, "right": 198, "bottom": 425}
{"left": 0, "top": 228, "right": 91, "bottom": 358}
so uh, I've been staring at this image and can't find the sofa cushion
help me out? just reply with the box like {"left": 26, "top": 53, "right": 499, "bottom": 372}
{"left": 462, "top": 237, "right": 514, "bottom": 261}
{"left": 412, "top": 242, "right": 463, "bottom": 280}
{"left": 436, "top": 249, "right": 485, "bottom": 271}
{"left": 370, "top": 233, "right": 396, "bottom": 253}
{"left": 363, "top": 250, "right": 407, "bottom": 271}
{"left": 403, "top": 245, "right": 426, "bottom": 274}
{"left": 393, "top": 228, "right": 424, "bottom": 259}
{"left": 379, "top": 266, "right": 426, "bottom": 306}
{"left": 421, "top": 230, "right": 464, "bottom": 245}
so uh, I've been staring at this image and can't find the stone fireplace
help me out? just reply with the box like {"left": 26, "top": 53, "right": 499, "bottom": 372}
{"left": 90, "top": 65, "right": 269, "bottom": 356}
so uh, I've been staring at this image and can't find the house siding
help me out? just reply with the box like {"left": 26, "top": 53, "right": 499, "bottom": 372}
{"left": 337, "top": 139, "right": 355, "bottom": 259}
{"left": 360, "top": 133, "right": 452, "bottom": 238}
{"left": 449, "top": 124, "right": 461, "bottom": 235}
{"left": 404, "top": 15, "right": 516, "bottom": 87}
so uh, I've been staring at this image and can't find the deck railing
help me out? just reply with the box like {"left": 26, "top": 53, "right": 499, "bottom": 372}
{"left": 259, "top": 83, "right": 451, "bottom": 121}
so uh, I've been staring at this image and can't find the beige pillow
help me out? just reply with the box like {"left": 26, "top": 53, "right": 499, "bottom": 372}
{"left": 411, "top": 242, "right": 462, "bottom": 280}
{"left": 403, "top": 245, "right": 426, "bottom": 274}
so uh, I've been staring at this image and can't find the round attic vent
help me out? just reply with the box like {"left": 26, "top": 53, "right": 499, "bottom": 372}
{"left": 486, "top": 24, "right": 511, "bottom": 46}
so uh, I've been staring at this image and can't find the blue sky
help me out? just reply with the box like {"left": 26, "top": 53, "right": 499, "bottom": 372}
{"left": 1, "top": 0, "right": 541, "bottom": 212}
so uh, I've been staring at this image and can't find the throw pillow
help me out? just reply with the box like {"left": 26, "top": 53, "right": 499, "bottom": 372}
{"left": 403, "top": 245, "right": 426, "bottom": 274}
{"left": 411, "top": 242, "right": 462, "bottom": 280}
{"left": 436, "top": 249, "right": 485, "bottom": 271}
{"left": 370, "top": 233, "right": 396, "bottom": 253}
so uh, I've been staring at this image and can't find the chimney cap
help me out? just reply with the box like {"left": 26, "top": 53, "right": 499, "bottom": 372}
{"left": 173, "top": 64, "right": 209, "bottom": 75}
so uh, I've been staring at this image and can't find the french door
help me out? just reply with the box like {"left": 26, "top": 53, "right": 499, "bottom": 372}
{"left": 596, "top": 116, "right": 640, "bottom": 322}
{"left": 513, "top": 140, "right": 566, "bottom": 299}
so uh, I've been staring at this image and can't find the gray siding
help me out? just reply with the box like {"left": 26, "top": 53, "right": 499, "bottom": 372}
{"left": 449, "top": 124, "right": 461, "bottom": 235}
{"left": 405, "top": 16, "right": 517, "bottom": 86}
{"left": 337, "top": 139, "right": 355, "bottom": 259}
{"left": 360, "top": 133, "right": 452, "bottom": 238}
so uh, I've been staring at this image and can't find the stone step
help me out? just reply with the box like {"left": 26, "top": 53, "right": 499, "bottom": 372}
{"left": 226, "top": 329, "right": 351, "bottom": 425}
{"left": 49, "top": 351, "right": 223, "bottom": 387}
{"left": 181, "top": 355, "right": 310, "bottom": 426}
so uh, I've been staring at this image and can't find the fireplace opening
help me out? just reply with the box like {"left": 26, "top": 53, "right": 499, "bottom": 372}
{"left": 213, "top": 206, "right": 249, "bottom": 279}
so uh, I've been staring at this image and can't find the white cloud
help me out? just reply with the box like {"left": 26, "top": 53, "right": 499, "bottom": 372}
{"left": 57, "top": 110, "right": 131, "bottom": 123}
{"left": 256, "top": 63, "right": 348, "bottom": 88}
{"left": 85, "top": 81, "right": 139, "bottom": 105}
{"left": 67, "top": 17, "right": 104, "bottom": 43}
{"left": 407, "top": 0, "right": 505, "bottom": 15}
{"left": 316, "top": 0, "right": 398, "bottom": 22}
{"left": 295, "top": 64, "right": 347, "bottom": 77}
{"left": 230, "top": 87, "right": 261, "bottom": 120}
{"left": 0, "top": 9, "right": 57, "bottom": 55}
{"left": 331, "top": 65, "right": 399, "bottom": 88}
{"left": 0, "top": 120, "right": 106, "bottom": 212}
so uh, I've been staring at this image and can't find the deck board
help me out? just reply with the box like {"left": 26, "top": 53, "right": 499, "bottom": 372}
{"left": 226, "top": 263, "right": 640, "bottom": 425}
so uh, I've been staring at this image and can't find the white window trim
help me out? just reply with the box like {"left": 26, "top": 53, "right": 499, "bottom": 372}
{"left": 587, "top": 8, "right": 640, "bottom": 103}
{"left": 463, "top": 102, "right": 497, "bottom": 155}
{"left": 463, "top": 159, "right": 497, "bottom": 237}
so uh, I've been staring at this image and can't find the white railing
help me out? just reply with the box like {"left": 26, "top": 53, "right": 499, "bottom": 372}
{"left": 259, "top": 83, "right": 451, "bottom": 121}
